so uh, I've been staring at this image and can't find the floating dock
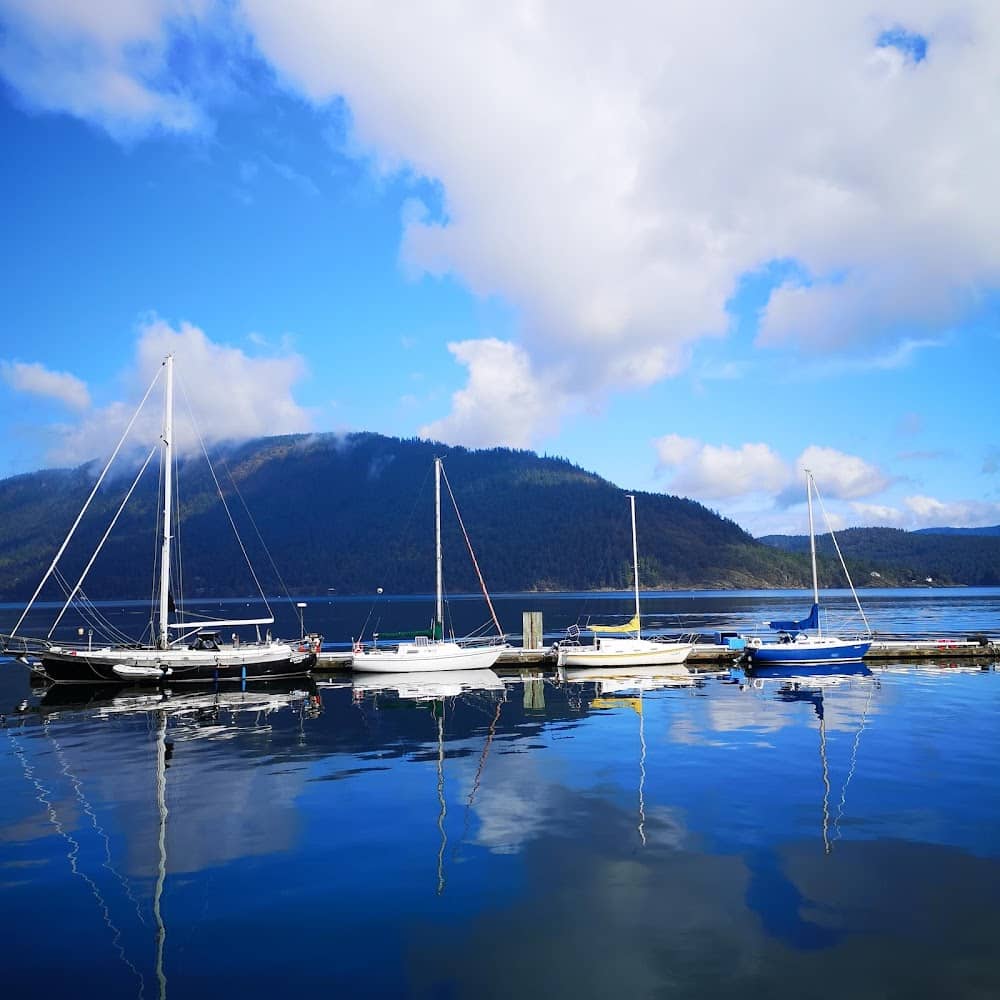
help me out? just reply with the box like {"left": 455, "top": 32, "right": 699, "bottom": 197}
{"left": 315, "top": 635, "right": 999, "bottom": 671}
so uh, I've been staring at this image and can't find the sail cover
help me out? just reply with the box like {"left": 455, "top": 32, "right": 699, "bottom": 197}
{"left": 767, "top": 604, "right": 819, "bottom": 634}
{"left": 590, "top": 614, "right": 641, "bottom": 634}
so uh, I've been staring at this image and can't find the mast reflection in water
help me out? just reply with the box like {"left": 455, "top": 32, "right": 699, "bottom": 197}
{"left": 1, "top": 658, "right": 999, "bottom": 998}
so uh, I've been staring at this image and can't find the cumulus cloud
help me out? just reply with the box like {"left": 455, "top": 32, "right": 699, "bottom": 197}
{"left": 30, "top": 318, "right": 312, "bottom": 465}
{"left": 652, "top": 436, "right": 914, "bottom": 532}
{"left": 7, "top": 3, "right": 1000, "bottom": 441}
{"left": 233, "top": 1, "right": 1000, "bottom": 437}
{"left": 419, "top": 339, "right": 564, "bottom": 449}
{"left": 0, "top": 360, "right": 91, "bottom": 410}
{"left": 0, "top": 0, "right": 212, "bottom": 139}
{"left": 903, "top": 494, "right": 1000, "bottom": 528}
{"left": 851, "top": 496, "right": 1000, "bottom": 529}
{"left": 786, "top": 446, "right": 893, "bottom": 503}
{"left": 654, "top": 436, "right": 789, "bottom": 499}
{"left": 849, "top": 502, "right": 910, "bottom": 527}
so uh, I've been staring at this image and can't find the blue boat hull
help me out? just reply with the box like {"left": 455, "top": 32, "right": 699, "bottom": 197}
{"left": 747, "top": 640, "right": 871, "bottom": 667}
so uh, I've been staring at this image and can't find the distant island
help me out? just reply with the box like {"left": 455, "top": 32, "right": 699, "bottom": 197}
{"left": 1, "top": 432, "right": 997, "bottom": 602}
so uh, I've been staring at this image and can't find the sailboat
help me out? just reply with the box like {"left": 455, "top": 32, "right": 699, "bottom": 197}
{"left": 745, "top": 661, "right": 875, "bottom": 853}
{"left": 1, "top": 355, "right": 315, "bottom": 684}
{"left": 351, "top": 458, "right": 506, "bottom": 673}
{"left": 746, "top": 470, "right": 872, "bottom": 667}
{"left": 556, "top": 495, "right": 694, "bottom": 668}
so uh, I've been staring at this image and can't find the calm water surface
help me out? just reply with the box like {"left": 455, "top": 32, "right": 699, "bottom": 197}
{"left": 2, "top": 590, "right": 999, "bottom": 998}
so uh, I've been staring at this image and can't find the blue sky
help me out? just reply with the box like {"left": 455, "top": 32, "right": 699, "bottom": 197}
{"left": 0, "top": 1, "right": 998, "bottom": 535}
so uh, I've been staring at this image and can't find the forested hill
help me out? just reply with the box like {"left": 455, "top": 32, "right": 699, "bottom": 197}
{"left": 759, "top": 526, "right": 1000, "bottom": 586}
{"left": 0, "top": 432, "right": 824, "bottom": 601}
{"left": 913, "top": 525, "right": 1000, "bottom": 537}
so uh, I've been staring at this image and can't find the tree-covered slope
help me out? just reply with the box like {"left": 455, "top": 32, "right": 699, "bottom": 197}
{"left": 759, "top": 526, "right": 1000, "bottom": 586}
{"left": 0, "top": 432, "right": 865, "bottom": 601}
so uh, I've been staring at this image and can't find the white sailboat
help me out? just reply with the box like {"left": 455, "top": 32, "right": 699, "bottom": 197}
{"left": 745, "top": 470, "right": 872, "bottom": 667}
{"left": 2, "top": 355, "right": 314, "bottom": 684}
{"left": 351, "top": 458, "right": 506, "bottom": 673}
{"left": 556, "top": 495, "right": 694, "bottom": 668}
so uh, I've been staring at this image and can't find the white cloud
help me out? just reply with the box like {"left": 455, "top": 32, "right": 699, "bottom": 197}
{"left": 850, "top": 501, "right": 909, "bottom": 527}
{"left": 48, "top": 317, "right": 312, "bottom": 464}
{"left": 850, "top": 496, "right": 1000, "bottom": 529}
{"left": 233, "top": 1, "right": 1000, "bottom": 438}
{"left": 652, "top": 436, "right": 907, "bottom": 533}
{"left": 7, "top": 3, "right": 1000, "bottom": 442}
{"left": 418, "top": 338, "right": 564, "bottom": 449}
{"left": 654, "top": 436, "right": 789, "bottom": 499}
{"left": 903, "top": 494, "right": 1000, "bottom": 528}
{"left": 0, "top": 360, "right": 91, "bottom": 410}
{"left": 791, "top": 445, "right": 892, "bottom": 501}
{"left": 0, "top": 0, "right": 212, "bottom": 139}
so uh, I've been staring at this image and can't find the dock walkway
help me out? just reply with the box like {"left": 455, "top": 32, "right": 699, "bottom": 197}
{"left": 315, "top": 635, "right": 999, "bottom": 671}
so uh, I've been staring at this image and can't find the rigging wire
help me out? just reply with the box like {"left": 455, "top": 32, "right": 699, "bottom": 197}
{"left": 811, "top": 478, "right": 872, "bottom": 636}
{"left": 6, "top": 725, "right": 147, "bottom": 998}
{"left": 149, "top": 439, "right": 165, "bottom": 642}
{"left": 171, "top": 433, "right": 184, "bottom": 631}
{"left": 638, "top": 690, "right": 647, "bottom": 847}
{"left": 48, "top": 724, "right": 148, "bottom": 928}
{"left": 12, "top": 365, "right": 163, "bottom": 637}
{"left": 51, "top": 569, "right": 135, "bottom": 646}
{"left": 48, "top": 445, "right": 157, "bottom": 639}
{"left": 452, "top": 694, "right": 504, "bottom": 863}
{"left": 436, "top": 702, "right": 448, "bottom": 897}
{"left": 177, "top": 377, "right": 274, "bottom": 622}
{"left": 216, "top": 453, "right": 294, "bottom": 605}
{"left": 834, "top": 678, "right": 877, "bottom": 843}
{"left": 439, "top": 464, "right": 503, "bottom": 637}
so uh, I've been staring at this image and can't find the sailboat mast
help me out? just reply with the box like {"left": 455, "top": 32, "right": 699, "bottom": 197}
{"left": 805, "top": 469, "right": 820, "bottom": 636}
{"left": 154, "top": 711, "right": 169, "bottom": 998}
{"left": 435, "top": 457, "right": 443, "bottom": 634}
{"left": 628, "top": 494, "right": 641, "bottom": 639}
{"left": 158, "top": 355, "right": 174, "bottom": 650}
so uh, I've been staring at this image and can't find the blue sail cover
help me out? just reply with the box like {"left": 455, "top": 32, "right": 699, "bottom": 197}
{"left": 767, "top": 603, "right": 819, "bottom": 634}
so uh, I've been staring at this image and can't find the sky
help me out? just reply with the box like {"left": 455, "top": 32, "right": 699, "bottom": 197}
{"left": 0, "top": 0, "right": 998, "bottom": 536}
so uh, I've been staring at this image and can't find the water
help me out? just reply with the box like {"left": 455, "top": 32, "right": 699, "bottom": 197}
{"left": 2, "top": 591, "right": 999, "bottom": 998}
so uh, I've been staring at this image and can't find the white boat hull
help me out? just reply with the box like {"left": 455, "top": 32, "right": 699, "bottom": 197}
{"left": 556, "top": 637, "right": 693, "bottom": 669}
{"left": 352, "top": 668, "right": 505, "bottom": 699}
{"left": 560, "top": 663, "right": 695, "bottom": 692}
{"left": 351, "top": 640, "right": 505, "bottom": 673}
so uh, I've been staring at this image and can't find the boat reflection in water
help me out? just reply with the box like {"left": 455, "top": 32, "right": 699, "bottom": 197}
{"left": 350, "top": 668, "right": 505, "bottom": 701}
{"left": 559, "top": 663, "right": 705, "bottom": 694}
{"left": 16, "top": 680, "right": 318, "bottom": 1000}
{"left": 351, "top": 668, "right": 507, "bottom": 895}
{"left": 557, "top": 664, "right": 713, "bottom": 848}
{"left": 743, "top": 660, "right": 877, "bottom": 853}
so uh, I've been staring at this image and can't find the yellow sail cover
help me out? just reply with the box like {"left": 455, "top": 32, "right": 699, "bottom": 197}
{"left": 589, "top": 615, "right": 640, "bottom": 634}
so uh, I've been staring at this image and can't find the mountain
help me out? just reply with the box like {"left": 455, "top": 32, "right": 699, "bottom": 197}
{"left": 912, "top": 525, "right": 1000, "bottom": 537}
{"left": 0, "top": 432, "right": 819, "bottom": 602}
{"left": 759, "top": 526, "right": 1000, "bottom": 586}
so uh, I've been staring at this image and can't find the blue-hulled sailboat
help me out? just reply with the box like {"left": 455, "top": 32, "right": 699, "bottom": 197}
{"left": 746, "top": 471, "right": 872, "bottom": 667}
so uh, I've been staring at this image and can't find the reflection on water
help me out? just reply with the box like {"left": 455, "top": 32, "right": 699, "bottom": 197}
{"left": 1, "top": 659, "right": 999, "bottom": 997}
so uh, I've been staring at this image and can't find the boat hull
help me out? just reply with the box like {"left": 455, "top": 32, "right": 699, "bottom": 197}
{"left": 37, "top": 643, "right": 315, "bottom": 684}
{"left": 352, "top": 641, "right": 505, "bottom": 673}
{"left": 352, "top": 668, "right": 505, "bottom": 698}
{"left": 556, "top": 637, "right": 693, "bottom": 669}
{"left": 746, "top": 638, "right": 871, "bottom": 667}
